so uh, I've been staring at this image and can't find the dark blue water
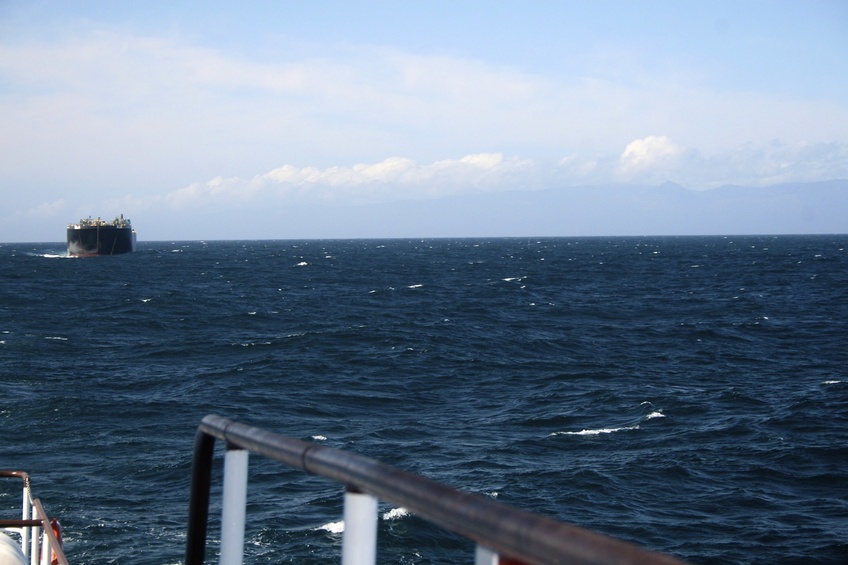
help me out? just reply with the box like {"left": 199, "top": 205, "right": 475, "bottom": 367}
{"left": 1, "top": 236, "right": 846, "bottom": 564}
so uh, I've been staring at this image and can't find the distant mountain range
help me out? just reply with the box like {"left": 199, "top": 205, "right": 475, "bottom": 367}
{"left": 143, "top": 179, "right": 848, "bottom": 240}
{"left": 267, "top": 179, "right": 848, "bottom": 238}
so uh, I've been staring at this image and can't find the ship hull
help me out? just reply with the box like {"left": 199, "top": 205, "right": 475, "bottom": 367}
{"left": 67, "top": 226, "right": 137, "bottom": 256}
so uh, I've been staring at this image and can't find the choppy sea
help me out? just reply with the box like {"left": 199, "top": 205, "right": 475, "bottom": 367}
{"left": 1, "top": 236, "right": 846, "bottom": 564}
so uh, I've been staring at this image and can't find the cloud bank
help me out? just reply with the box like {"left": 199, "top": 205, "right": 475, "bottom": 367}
{"left": 2, "top": 28, "right": 847, "bottom": 192}
{"left": 119, "top": 138, "right": 847, "bottom": 216}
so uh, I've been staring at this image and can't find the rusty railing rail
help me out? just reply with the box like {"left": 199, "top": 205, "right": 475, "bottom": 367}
{"left": 185, "top": 414, "right": 689, "bottom": 565}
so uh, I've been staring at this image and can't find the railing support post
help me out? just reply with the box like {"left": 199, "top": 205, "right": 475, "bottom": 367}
{"left": 21, "top": 481, "right": 30, "bottom": 561}
{"left": 476, "top": 545, "right": 498, "bottom": 565}
{"left": 186, "top": 429, "right": 216, "bottom": 565}
{"left": 219, "top": 447, "right": 249, "bottom": 565}
{"left": 39, "top": 517, "right": 48, "bottom": 565}
{"left": 341, "top": 487, "right": 378, "bottom": 565}
{"left": 30, "top": 505, "right": 39, "bottom": 565}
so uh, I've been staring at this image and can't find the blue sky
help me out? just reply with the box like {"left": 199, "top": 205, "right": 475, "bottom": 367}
{"left": 1, "top": 1, "right": 847, "bottom": 241}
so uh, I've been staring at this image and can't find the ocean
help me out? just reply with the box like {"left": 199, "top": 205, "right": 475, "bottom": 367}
{"left": 1, "top": 236, "right": 846, "bottom": 564}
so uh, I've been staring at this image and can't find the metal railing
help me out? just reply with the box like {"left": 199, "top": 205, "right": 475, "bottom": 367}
{"left": 0, "top": 471, "right": 68, "bottom": 565}
{"left": 186, "top": 415, "right": 690, "bottom": 565}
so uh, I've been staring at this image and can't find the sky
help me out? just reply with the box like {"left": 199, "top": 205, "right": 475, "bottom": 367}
{"left": 1, "top": 1, "right": 847, "bottom": 242}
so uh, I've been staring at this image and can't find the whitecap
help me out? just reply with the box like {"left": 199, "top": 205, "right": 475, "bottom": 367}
{"left": 645, "top": 411, "right": 665, "bottom": 420}
{"left": 550, "top": 425, "right": 639, "bottom": 436}
{"left": 382, "top": 507, "right": 409, "bottom": 521}
{"left": 311, "top": 435, "right": 327, "bottom": 441}
{"left": 296, "top": 261, "right": 308, "bottom": 266}
{"left": 823, "top": 380, "right": 842, "bottom": 385}
{"left": 318, "top": 508, "right": 411, "bottom": 534}
{"left": 317, "top": 521, "right": 344, "bottom": 534}
{"left": 408, "top": 284, "right": 423, "bottom": 289}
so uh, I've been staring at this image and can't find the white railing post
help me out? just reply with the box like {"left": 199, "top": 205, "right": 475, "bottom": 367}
{"left": 29, "top": 506, "right": 38, "bottom": 565}
{"left": 39, "top": 527, "right": 49, "bottom": 565}
{"left": 341, "top": 489, "right": 378, "bottom": 565}
{"left": 475, "top": 545, "right": 499, "bottom": 565}
{"left": 219, "top": 448, "right": 249, "bottom": 565}
{"left": 21, "top": 483, "right": 30, "bottom": 561}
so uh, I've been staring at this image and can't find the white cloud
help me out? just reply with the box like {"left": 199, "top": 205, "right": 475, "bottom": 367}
{"left": 558, "top": 154, "right": 600, "bottom": 178}
{"left": 691, "top": 140, "right": 848, "bottom": 189}
{"left": 265, "top": 157, "right": 423, "bottom": 187}
{"left": 2, "top": 26, "right": 847, "bottom": 196}
{"left": 25, "top": 199, "right": 68, "bottom": 218}
{"left": 0, "top": 30, "right": 564, "bottom": 195}
{"left": 618, "top": 135, "right": 684, "bottom": 177}
{"left": 159, "top": 153, "right": 536, "bottom": 208}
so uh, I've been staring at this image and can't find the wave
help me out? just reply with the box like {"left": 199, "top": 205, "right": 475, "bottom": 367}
{"left": 550, "top": 424, "right": 640, "bottom": 436}
{"left": 315, "top": 507, "right": 410, "bottom": 534}
{"left": 549, "top": 408, "right": 665, "bottom": 437}
{"left": 317, "top": 520, "right": 344, "bottom": 534}
{"left": 26, "top": 251, "right": 71, "bottom": 258}
{"left": 382, "top": 507, "right": 409, "bottom": 521}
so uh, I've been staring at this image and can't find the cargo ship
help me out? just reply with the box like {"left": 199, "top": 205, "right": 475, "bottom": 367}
{"left": 67, "top": 215, "right": 137, "bottom": 256}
